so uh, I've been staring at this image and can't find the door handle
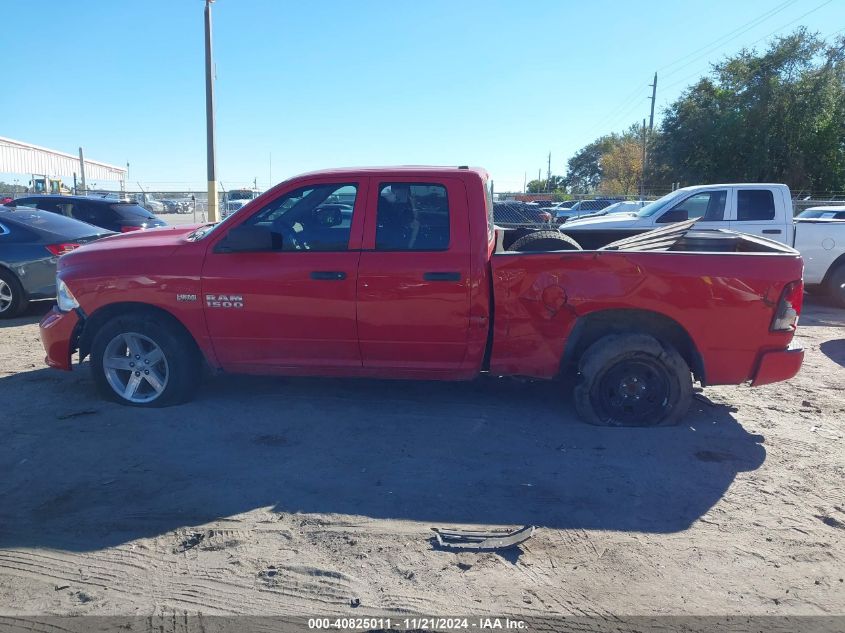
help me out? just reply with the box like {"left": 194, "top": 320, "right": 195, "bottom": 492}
{"left": 310, "top": 271, "right": 346, "bottom": 280}
{"left": 762, "top": 229, "right": 782, "bottom": 235}
{"left": 423, "top": 272, "right": 461, "bottom": 282}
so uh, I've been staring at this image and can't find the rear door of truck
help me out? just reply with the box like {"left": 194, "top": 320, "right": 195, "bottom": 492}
{"left": 727, "top": 186, "right": 792, "bottom": 244}
{"left": 356, "top": 177, "right": 473, "bottom": 373}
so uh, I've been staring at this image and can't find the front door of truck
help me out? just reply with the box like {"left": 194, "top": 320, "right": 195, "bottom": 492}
{"left": 356, "top": 177, "right": 472, "bottom": 372}
{"left": 655, "top": 189, "right": 729, "bottom": 229}
{"left": 201, "top": 180, "right": 366, "bottom": 370}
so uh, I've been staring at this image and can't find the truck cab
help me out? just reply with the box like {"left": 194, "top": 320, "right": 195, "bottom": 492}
{"left": 562, "top": 184, "right": 793, "bottom": 249}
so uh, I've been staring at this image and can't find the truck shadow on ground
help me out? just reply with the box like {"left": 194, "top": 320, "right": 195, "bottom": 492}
{"left": 819, "top": 339, "right": 845, "bottom": 367}
{"left": 0, "top": 367, "right": 765, "bottom": 552}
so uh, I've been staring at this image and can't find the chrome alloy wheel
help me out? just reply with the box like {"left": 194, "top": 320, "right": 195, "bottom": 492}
{"left": 102, "top": 332, "right": 169, "bottom": 403}
{"left": 0, "top": 279, "right": 12, "bottom": 313}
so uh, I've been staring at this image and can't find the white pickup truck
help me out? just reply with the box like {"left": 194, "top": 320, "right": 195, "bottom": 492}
{"left": 559, "top": 183, "right": 845, "bottom": 306}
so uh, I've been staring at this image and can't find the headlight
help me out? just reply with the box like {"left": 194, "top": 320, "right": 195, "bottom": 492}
{"left": 56, "top": 278, "right": 79, "bottom": 312}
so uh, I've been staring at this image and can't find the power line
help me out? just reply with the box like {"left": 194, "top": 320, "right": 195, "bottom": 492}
{"left": 662, "top": 0, "right": 837, "bottom": 91}
{"left": 660, "top": 0, "right": 799, "bottom": 79}
{"left": 571, "top": 1, "right": 802, "bottom": 147}
{"left": 657, "top": 0, "right": 798, "bottom": 76}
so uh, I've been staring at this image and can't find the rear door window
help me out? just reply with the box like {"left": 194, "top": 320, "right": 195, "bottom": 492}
{"left": 375, "top": 183, "right": 450, "bottom": 250}
{"left": 70, "top": 202, "right": 112, "bottom": 226}
{"left": 737, "top": 190, "right": 776, "bottom": 221}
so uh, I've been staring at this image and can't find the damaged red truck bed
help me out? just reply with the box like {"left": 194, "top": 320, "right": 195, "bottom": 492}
{"left": 41, "top": 166, "right": 804, "bottom": 426}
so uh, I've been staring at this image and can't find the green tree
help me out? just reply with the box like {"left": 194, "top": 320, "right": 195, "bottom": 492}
{"left": 599, "top": 138, "right": 643, "bottom": 195}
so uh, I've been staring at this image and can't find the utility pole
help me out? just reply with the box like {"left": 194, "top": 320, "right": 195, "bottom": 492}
{"left": 648, "top": 72, "right": 657, "bottom": 132}
{"left": 523, "top": 172, "right": 526, "bottom": 194}
{"left": 546, "top": 152, "right": 551, "bottom": 193}
{"left": 642, "top": 72, "right": 657, "bottom": 201}
{"left": 78, "top": 147, "right": 87, "bottom": 194}
{"left": 204, "top": 0, "right": 219, "bottom": 222}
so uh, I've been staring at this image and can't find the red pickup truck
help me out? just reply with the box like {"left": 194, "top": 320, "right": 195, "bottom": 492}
{"left": 40, "top": 166, "right": 805, "bottom": 427}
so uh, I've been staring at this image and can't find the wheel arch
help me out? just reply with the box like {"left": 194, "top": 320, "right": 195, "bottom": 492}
{"left": 561, "top": 308, "right": 706, "bottom": 384}
{"left": 78, "top": 302, "right": 203, "bottom": 363}
{"left": 821, "top": 252, "right": 845, "bottom": 287}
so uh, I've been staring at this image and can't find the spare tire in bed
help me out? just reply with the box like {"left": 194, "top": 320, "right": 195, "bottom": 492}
{"left": 508, "top": 230, "right": 582, "bottom": 252}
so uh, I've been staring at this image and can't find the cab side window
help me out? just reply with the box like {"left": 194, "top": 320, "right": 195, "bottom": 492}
{"left": 376, "top": 183, "right": 449, "bottom": 251}
{"left": 245, "top": 183, "right": 357, "bottom": 251}
{"left": 737, "top": 190, "right": 775, "bottom": 221}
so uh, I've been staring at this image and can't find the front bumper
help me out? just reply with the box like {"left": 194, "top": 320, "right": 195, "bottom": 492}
{"left": 750, "top": 340, "right": 804, "bottom": 387}
{"left": 39, "top": 307, "right": 80, "bottom": 371}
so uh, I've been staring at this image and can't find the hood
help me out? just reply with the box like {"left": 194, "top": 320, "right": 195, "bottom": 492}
{"left": 62, "top": 224, "right": 201, "bottom": 260}
{"left": 561, "top": 213, "right": 646, "bottom": 230}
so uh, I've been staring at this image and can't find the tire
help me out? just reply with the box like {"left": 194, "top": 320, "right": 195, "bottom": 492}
{"left": 573, "top": 333, "right": 692, "bottom": 427}
{"left": 508, "top": 230, "right": 582, "bottom": 252}
{"left": 90, "top": 313, "right": 201, "bottom": 407}
{"left": 0, "top": 268, "right": 28, "bottom": 319}
{"left": 826, "top": 264, "right": 845, "bottom": 308}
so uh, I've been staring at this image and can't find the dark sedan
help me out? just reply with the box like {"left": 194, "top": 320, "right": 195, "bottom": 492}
{"left": 6, "top": 194, "right": 167, "bottom": 233}
{"left": 0, "top": 206, "right": 112, "bottom": 318}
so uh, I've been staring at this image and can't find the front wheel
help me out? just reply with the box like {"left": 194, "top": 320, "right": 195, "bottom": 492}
{"left": 91, "top": 314, "right": 200, "bottom": 407}
{"left": 573, "top": 334, "right": 692, "bottom": 427}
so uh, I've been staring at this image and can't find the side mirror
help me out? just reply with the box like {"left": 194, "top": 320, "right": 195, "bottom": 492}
{"left": 657, "top": 208, "right": 689, "bottom": 223}
{"left": 315, "top": 206, "right": 342, "bottom": 227}
{"left": 216, "top": 225, "right": 277, "bottom": 253}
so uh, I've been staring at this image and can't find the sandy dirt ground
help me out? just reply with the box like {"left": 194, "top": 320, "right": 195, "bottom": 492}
{"left": 0, "top": 296, "right": 843, "bottom": 619}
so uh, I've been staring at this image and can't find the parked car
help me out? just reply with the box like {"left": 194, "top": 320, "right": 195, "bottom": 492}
{"left": 41, "top": 166, "right": 803, "bottom": 428}
{"left": 6, "top": 195, "right": 167, "bottom": 233}
{"left": 555, "top": 198, "right": 619, "bottom": 221}
{"left": 129, "top": 193, "right": 166, "bottom": 214}
{"left": 161, "top": 199, "right": 190, "bottom": 214}
{"left": 797, "top": 205, "right": 845, "bottom": 220}
{"left": 0, "top": 206, "right": 112, "bottom": 318}
{"left": 559, "top": 183, "right": 845, "bottom": 306}
{"left": 563, "top": 200, "right": 645, "bottom": 223}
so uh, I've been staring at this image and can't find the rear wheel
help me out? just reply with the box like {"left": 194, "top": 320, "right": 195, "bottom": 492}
{"left": 91, "top": 314, "right": 200, "bottom": 407}
{"left": 0, "top": 269, "right": 28, "bottom": 319}
{"left": 573, "top": 334, "right": 692, "bottom": 427}
{"left": 826, "top": 264, "right": 845, "bottom": 308}
{"left": 508, "top": 230, "right": 582, "bottom": 252}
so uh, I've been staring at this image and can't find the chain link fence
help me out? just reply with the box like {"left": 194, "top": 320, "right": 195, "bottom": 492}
{"left": 2, "top": 185, "right": 843, "bottom": 227}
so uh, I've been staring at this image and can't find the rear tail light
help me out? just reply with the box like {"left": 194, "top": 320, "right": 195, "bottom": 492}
{"left": 120, "top": 226, "right": 142, "bottom": 233}
{"left": 45, "top": 243, "right": 81, "bottom": 256}
{"left": 771, "top": 280, "right": 803, "bottom": 332}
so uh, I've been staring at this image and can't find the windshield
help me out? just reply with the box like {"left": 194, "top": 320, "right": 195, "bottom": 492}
{"left": 636, "top": 191, "right": 684, "bottom": 217}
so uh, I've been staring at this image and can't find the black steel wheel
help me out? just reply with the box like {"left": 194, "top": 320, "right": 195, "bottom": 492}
{"left": 574, "top": 333, "right": 692, "bottom": 427}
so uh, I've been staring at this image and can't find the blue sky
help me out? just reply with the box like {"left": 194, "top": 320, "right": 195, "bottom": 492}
{"left": 2, "top": 0, "right": 843, "bottom": 192}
